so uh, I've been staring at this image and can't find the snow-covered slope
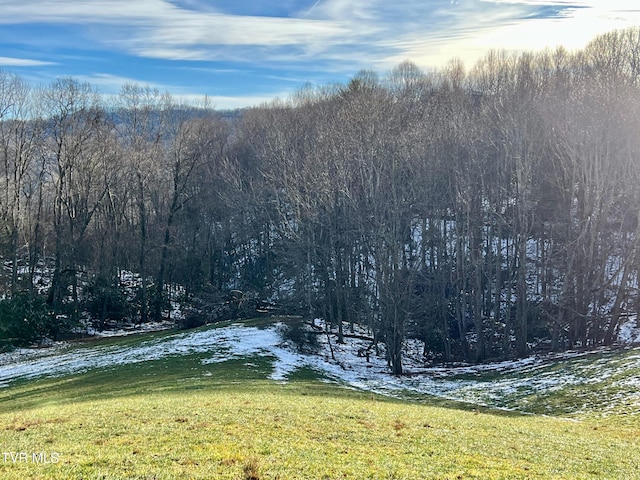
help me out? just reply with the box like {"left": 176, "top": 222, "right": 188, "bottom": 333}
{"left": 1, "top": 321, "right": 639, "bottom": 416}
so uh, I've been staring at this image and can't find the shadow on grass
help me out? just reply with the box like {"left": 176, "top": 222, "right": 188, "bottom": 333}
{"left": 0, "top": 354, "right": 269, "bottom": 410}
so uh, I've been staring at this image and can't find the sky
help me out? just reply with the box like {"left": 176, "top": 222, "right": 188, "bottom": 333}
{"left": 1, "top": 0, "right": 640, "bottom": 110}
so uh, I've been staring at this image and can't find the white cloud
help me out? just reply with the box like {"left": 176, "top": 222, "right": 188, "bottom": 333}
{"left": 0, "top": 0, "right": 638, "bottom": 77}
{"left": 0, "top": 0, "right": 350, "bottom": 48}
{"left": 0, "top": 57, "right": 55, "bottom": 67}
{"left": 382, "top": 1, "right": 640, "bottom": 70}
{"left": 71, "top": 71, "right": 287, "bottom": 110}
{"left": 0, "top": 0, "right": 360, "bottom": 72}
{"left": 304, "top": 0, "right": 377, "bottom": 22}
{"left": 188, "top": 92, "right": 289, "bottom": 110}
{"left": 73, "top": 72, "right": 157, "bottom": 90}
{"left": 0, "top": 0, "right": 171, "bottom": 24}
{"left": 478, "top": 0, "right": 640, "bottom": 48}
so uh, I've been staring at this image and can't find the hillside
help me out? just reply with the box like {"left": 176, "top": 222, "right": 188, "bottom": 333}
{"left": 5, "top": 32, "right": 640, "bottom": 367}
{"left": 2, "top": 318, "right": 640, "bottom": 416}
{"left": 1, "top": 319, "right": 640, "bottom": 478}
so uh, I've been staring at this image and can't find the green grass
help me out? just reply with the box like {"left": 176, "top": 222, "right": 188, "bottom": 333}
{"left": 1, "top": 325, "right": 639, "bottom": 479}
{"left": 450, "top": 348, "right": 640, "bottom": 416}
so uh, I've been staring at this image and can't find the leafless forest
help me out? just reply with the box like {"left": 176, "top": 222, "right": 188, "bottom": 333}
{"left": 2, "top": 28, "right": 640, "bottom": 370}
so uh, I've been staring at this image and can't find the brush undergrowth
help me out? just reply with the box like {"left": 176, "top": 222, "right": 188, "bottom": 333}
{"left": 0, "top": 323, "right": 639, "bottom": 479}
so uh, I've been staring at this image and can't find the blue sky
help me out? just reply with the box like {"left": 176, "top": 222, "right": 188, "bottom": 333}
{"left": 1, "top": 0, "right": 639, "bottom": 109}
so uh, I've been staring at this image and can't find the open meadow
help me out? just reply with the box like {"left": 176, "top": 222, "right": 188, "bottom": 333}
{"left": 1, "top": 320, "right": 639, "bottom": 480}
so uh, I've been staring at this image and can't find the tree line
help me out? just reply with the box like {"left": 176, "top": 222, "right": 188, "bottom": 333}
{"left": 1, "top": 28, "right": 640, "bottom": 369}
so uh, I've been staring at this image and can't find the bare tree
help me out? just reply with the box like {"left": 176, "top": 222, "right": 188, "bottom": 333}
{"left": 40, "top": 78, "right": 108, "bottom": 324}
{"left": 115, "top": 84, "right": 169, "bottom": 323}
{"left": 152, "top": 107, "right": 227, "bottom": 321}
{"left": 0, "top": 71, "right": 40, "bottom": 293}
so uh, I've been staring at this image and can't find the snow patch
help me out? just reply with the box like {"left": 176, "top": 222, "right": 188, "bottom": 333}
{"left": 1, "top": 320, "right": 639, "bottom": 415}
{"left": 617, "top": 316, "right": 640, "bottom": 345}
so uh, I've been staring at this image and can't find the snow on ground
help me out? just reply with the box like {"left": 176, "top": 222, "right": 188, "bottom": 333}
{"left": 295, "top": 322, "right": 640, "bottom": 413}
{"left": 1, "top": 320, "right": 639, "bottom": 415}
{"left": 0, "top": 324, "right": 270, "bottom": 387}
{"left": 84, "top": 320, "right": 175, "bottom": 338}
{"left": 618, "top": 316, "right": 640, "bottom": 345}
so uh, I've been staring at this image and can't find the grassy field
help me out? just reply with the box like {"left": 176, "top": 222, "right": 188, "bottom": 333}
{"left": 1, "top": 323, "right": 639, "bottom": 479}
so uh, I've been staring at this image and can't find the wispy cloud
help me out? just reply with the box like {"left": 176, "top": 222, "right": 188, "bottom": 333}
{"left": 188, "top": 92, "right": 294, "bottom": 110}
{"left": 71, "top": 71, "right": 291, "bottom": 110}
{"left": 0, "top": 0, "right": 638, "bottom": 108}
{"left": 379, "top": 0, "right": 640, "bottom": 69}
{"left": 0, "top": 1, "right": 350, "bottom": 50}
{"left": 0, "top": 57, "right": 56, "bottom": 67}
{"left": 72, "top": 72, "right": 159, "bottom": 90}
{"left": 1, "top": 0, "right": 636, "bottom": 72}
{"left": 470, "top": 0, "right": 640, "bottom": 55}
